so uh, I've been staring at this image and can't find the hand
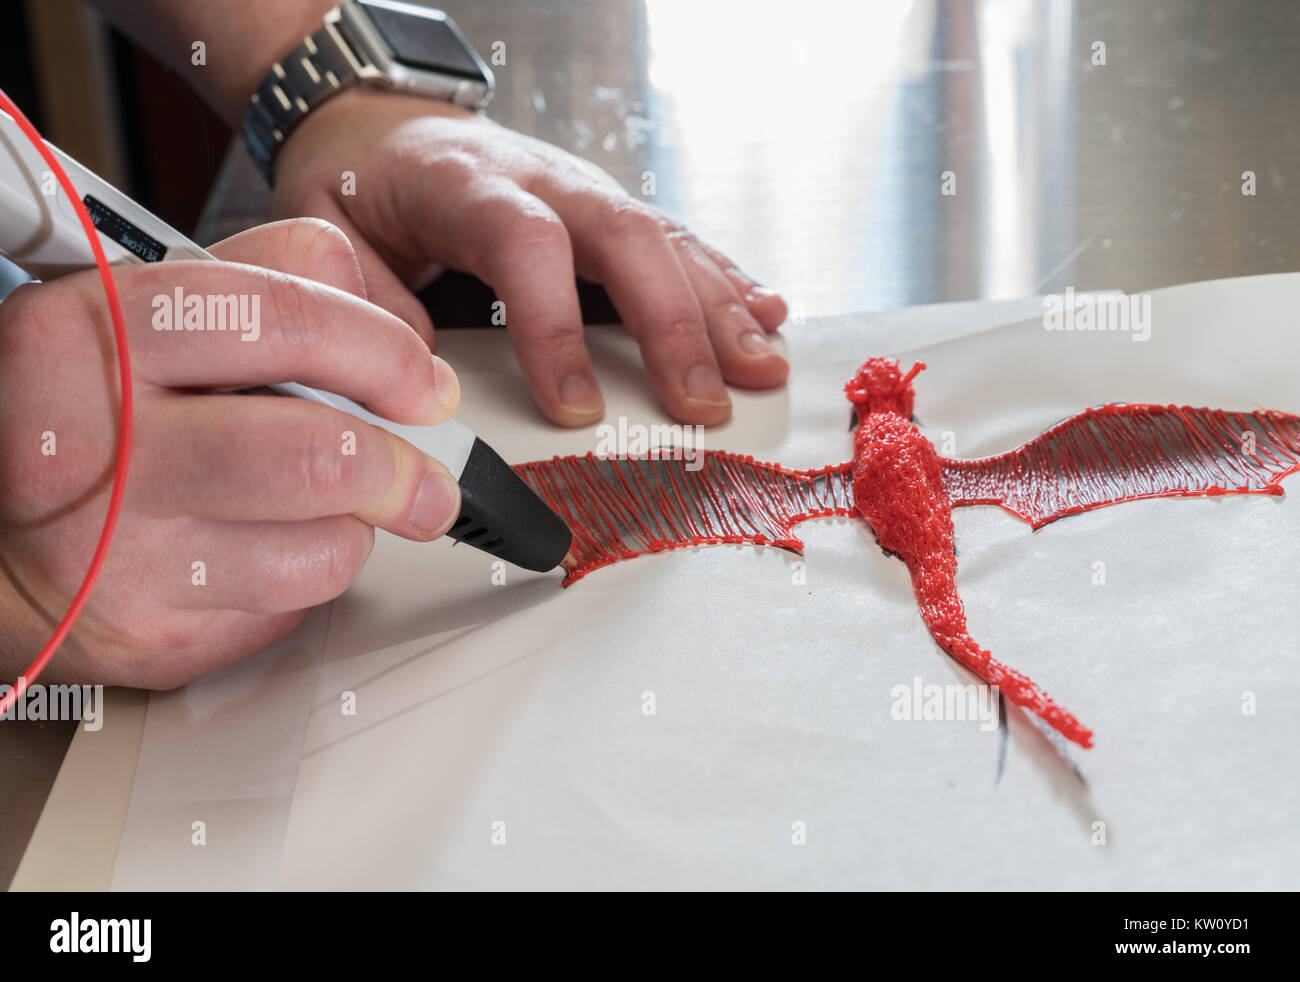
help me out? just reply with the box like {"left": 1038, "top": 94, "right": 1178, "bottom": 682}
{"left": 0, "top": 220, "right": 461, "bottom": 687}
{"left": 270, "top": 88, "right": 790, "bottom": 427}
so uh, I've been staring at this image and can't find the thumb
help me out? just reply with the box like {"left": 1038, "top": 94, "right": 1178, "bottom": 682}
{"left": 359, "top": 418, "right": 463, "bottom": 541}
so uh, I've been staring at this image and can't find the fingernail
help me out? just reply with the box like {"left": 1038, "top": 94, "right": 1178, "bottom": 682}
{"left": 746, "top": 285, "right": 780, "bottom": 302}
{"left": 432, "top": 356, "right": 461, "bottom": 416}
{"left": 559, "top": 372, "right": 602, "bottom": 413}
{"left": 409, "top": 471, "right": 460, "bottom": 536}
{"left": 684, "top": 364, "right": 730, "bottom": 406}
{"left": 739, "top": 331, "right": 773, "bottom": 355}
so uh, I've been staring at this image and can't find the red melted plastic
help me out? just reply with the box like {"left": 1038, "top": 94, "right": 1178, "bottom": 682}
{"left": 515, "top": 453, "right": 856, "bottom": 584}
{"left": 849, "top": 360, "right": 1091, "bottom": 745}
{"left": 942, "top": 402, "right": 1300, "bottom": 526}
{"left": 515, "top": 359, "right": 1300, "bottom": 750}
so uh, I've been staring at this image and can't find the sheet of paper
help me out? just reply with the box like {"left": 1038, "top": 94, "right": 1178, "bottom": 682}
{"left": 107, "top": 294, "right": 1045, "bottom": 890}
{"left": 110, "top": 608, "right": 328, "bottom": 890}
{"left": 110, "top": 283, "right": 1299, "bottom": 889}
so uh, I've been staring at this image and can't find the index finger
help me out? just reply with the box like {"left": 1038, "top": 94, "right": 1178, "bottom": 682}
{"left": 76, "top": 259, "right": 459, "bottom": 426}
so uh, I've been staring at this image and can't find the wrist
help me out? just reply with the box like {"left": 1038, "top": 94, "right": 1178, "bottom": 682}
{"left": 88, "top": 0, "right": 339, "bottom": 130}
{"left": 240, "top": 3, "right": 493, "bottom": 183}
{"left": 214, "top": 0, "right": 339, "bottom": 129}
{"left": 270, "top": 86, "right": 474, "bottom": 185}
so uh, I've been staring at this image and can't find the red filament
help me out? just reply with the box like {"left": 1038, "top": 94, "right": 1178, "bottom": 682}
{"left": 942, "top": 403, "right": 1300, "bottom": 527}
{"left": 515, "top": 357, "right": 1300, "bottom": 751}
{"left": 515, "top": 453, "right": 855, "bottom": 584}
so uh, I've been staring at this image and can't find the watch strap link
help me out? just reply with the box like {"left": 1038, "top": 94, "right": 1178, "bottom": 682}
{"left": 243, "top": 9, "right": 368, "bottom": 183}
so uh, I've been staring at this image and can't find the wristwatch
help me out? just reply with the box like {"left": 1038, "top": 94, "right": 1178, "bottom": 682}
{"left": 242, "top": 0, "right": 495, "bottom": 183}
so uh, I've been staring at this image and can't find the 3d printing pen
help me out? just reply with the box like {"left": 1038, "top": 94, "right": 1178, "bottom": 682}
{"left": 0, "top": 106, "right": 573, "bottom": 572}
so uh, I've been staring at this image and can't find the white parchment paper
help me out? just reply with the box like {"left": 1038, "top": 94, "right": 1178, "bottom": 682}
{"left": 111, "top": 283, "right": 1299, "bottom": 890}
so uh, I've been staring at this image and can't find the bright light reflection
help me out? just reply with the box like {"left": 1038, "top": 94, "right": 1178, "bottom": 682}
{"left": 644, "top": 0, "right": 919, "bottom": 313}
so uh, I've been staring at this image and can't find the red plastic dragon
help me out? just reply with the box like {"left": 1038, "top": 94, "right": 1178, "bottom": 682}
{"left": 515, "top": 358, "right": 1300, "bottom": 750}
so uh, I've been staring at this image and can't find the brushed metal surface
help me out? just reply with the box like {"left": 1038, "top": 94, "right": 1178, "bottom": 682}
{"left": 429, "top": 0, "right": 1300, "bottom": 316}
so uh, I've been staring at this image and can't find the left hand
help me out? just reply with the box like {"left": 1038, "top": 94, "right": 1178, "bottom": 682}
{"left": 269, "top": 87, "right": 789, "bottom": 427}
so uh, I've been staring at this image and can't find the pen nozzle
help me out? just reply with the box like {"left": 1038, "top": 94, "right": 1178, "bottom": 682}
{"left": 445, "top": 437, "right": 573, "bottom": 572}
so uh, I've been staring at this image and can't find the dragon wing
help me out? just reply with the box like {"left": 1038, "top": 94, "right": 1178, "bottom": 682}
{"left": 514, "top": 404, "right": 1300, "bottom": 579}
{"left": 942, "top": 404, "right": 1300, "bottom": 528}
{"left": 513, "top": 452, "right": 855, "bottom": 583}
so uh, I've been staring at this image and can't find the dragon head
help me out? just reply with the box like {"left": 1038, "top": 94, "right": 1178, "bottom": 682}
{"left": 845, "top": 357, "right": 925, "bottom": 420}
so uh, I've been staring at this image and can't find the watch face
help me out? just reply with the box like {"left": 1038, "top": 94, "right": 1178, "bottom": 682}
{"left": 356, "top": 0, "right": 487, "bottom": 80}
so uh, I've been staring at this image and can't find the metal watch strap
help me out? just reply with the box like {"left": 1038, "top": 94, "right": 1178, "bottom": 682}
{"left": 243, "top": 7, "right": 367, "bottom": 184}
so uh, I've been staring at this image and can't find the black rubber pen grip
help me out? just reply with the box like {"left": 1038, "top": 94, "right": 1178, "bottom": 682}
{"left": 445, "top": 438, "right": 572, "bottom": 572}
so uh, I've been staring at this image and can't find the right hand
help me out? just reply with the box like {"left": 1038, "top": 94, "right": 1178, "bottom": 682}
{"left": 0, "top": 219, "right": 461, "bottom": 688}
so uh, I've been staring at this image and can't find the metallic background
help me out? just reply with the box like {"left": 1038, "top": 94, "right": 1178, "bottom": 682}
{"left": 201, "top": 0, "right": 1300, "bottom": 317}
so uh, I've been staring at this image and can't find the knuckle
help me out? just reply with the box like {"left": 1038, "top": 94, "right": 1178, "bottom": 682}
{"left": 525, "top": 318, "right": 584, "bottom": 354}
{"left": 598, "top": 199, "right": 660, "bottom": 241}
{"left": 664, "top": 225, "right": 693, "bottom": 247}
{"left": 432, "top": 150, "right": 480, "bottom": 186}
{"left": 282, "top": 217, "right": 355, "bottom": 263}
{"left": 704, "top": 300, "right": 749, "bottom": 325}
{"left": 316, "top": 523, "right": 373, "bottom": 598}
{"left": 495, "top": 209, "right": 568, "bottom": 254}
{"left": 287, "top": 425, "right": 350, "bottom": 502}
{"left": 263, "top": 270, "right": 317, "bottom": 351}
{"left": 654, "top": 317, "right": 709, "bottom": 349}
{"left": 392, "top": 340, "right": 433, "bottom": 400}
